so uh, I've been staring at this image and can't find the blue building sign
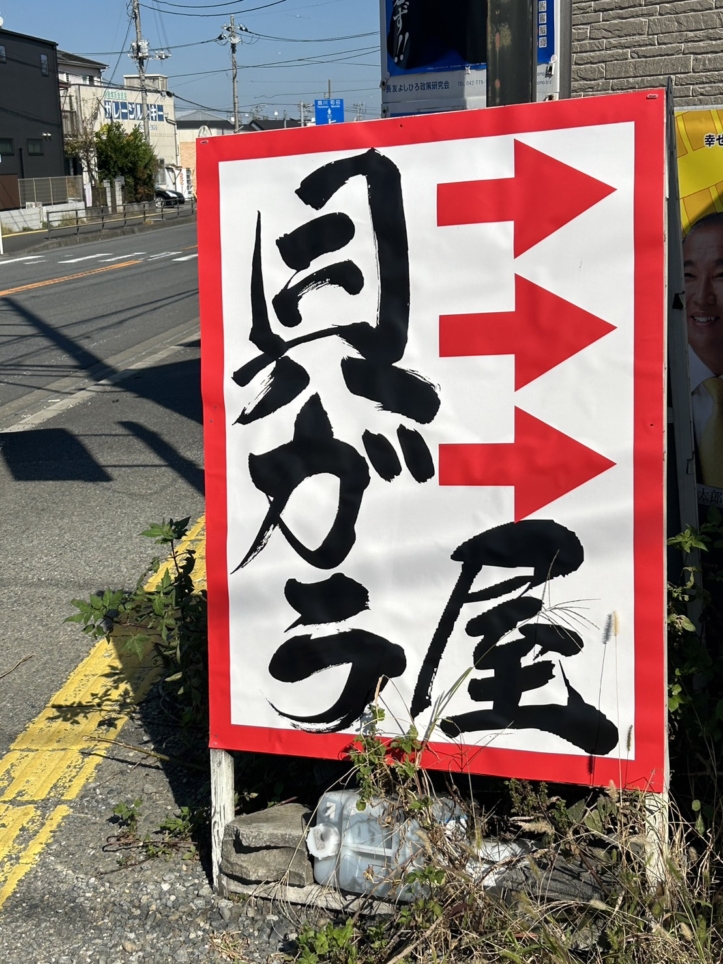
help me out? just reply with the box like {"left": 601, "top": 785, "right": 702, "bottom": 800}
{"left": 314, "top": 99, "right": 344, "bottom": 125}
{"left": 103, "top": 101, "right": 165, "bottom": 123}
{"left": 381, "top": 0, "right": 562, "bottom": 113}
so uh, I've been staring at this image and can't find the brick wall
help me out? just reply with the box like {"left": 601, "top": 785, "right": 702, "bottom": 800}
{"left": 571, "top": 0, "right": 723, "bottom": 106}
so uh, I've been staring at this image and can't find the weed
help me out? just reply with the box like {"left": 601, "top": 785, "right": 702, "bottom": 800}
{"left": 297, "top": 920, "right": 358, "bottom": 964}
{"left": 112, "top": 798, "right": 142, "bottom": 836}
{"left": 105, "top": 799, "right": 206, "bottom": 867}
{"left": 67, "top": 517, "right": 208, "bottom": 739}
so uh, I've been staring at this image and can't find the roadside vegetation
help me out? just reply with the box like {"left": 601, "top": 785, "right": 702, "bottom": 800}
{"left": 67, "top": 514, "right": 723, "bottom": 962}
{"left": 65, "top": 118, "right": 158, "bottom": 204}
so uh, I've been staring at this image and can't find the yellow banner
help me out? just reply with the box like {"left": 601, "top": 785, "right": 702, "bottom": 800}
{"left": 676, "top": 108, "right": 723, "bottom": 234}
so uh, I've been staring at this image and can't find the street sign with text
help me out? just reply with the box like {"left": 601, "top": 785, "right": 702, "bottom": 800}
{"left": 314, "top": 98, "right": 344, "bottom": 125}
{"left": 198, "top": 91, "right": 667, "bottom": 791}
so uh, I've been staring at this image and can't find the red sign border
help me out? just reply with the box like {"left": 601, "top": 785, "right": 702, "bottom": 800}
{"left": 198, "top": 90, "right": 667, "bottom": 792}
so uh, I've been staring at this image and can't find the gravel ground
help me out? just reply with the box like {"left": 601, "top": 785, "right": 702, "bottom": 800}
{"left": 0, "top": 699, "right": 326, "bottom": 964}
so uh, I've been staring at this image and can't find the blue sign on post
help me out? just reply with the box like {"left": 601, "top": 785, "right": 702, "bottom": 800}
{"left": 314, "top": 98, "right": 344, "bottom": 125}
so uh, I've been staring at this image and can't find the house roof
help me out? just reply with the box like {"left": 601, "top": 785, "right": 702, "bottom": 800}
{"left": 0, "top": 27, "right": 57, "bottom": 47}
{"left": 240, "top": 118, "right": 302, "bottom": 132}
{"left": 176, "top": 110, "right": 233, "bottom": 127}
{"left": 57, "top": 50, "right": 108, "bottom": 71}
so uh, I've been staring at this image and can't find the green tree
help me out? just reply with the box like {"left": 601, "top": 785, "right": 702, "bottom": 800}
{"left": 94, "top": 122, "right": 157, "bottom": 202}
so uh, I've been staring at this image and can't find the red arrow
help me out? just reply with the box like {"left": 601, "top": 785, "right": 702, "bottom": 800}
{"left": 437, "top": 140, "right": 616, "bottom": 257}
{"left": 440, "top": 274, "right": 616, "bottom": 389}
{"left": 439, "top": 408, "right": 615, "bottom": 521}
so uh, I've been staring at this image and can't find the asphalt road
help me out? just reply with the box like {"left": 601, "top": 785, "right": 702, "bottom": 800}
{"left": 0, "top": 221, "right": 205, "bottom": 756}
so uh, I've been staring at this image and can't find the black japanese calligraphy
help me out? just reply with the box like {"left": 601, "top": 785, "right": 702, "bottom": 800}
{"left": 265, "top": 518, "right": 618, "bottom": 754}
{"left": 268, "top": 628, "right": 407, "bottom": 733}
{"left": 236, "top": 394, "right": 369, "bottom": 571}
{"left": 284, "top": 573, "right": 370, "bottom": 629}
{"left": 411, "top": 520, "right": 619, "bottom": 756}
{"left": 232, "top": 149, "right": 440, "bottom": 475}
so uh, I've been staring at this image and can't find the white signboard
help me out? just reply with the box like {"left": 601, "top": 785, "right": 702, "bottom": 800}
{"left": 198, "top": 92, "right": 667, "bottom": 790}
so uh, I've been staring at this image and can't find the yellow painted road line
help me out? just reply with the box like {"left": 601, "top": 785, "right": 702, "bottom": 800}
{"left": 0, "top": 807, "right": 71, "bottom": 909}
{"left": 0, "top": 259, "right": 143, "bottom": 297}
{"left": 0, "top": 516, "right": 206, "bottom": 910}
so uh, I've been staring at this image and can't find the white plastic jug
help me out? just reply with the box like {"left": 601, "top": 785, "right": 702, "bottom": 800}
{"left": 307, "top": 789, "right": 461, "bottom": 901}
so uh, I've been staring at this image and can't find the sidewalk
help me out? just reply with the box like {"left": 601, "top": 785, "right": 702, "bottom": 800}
{"left": 0, "top": 520, "right": 317, "bottom": 964}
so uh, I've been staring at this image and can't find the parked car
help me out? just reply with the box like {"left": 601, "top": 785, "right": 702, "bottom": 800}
{"left": 154, "top": 188, "right": 185, "bottom": 208}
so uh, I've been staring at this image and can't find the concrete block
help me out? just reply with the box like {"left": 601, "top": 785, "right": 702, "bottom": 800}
{"left": 226, "top": 803, "right": 310, "bottom": 849}
{"left": 648, "top": 11, "right": 723, "bottom": 33}
{"left": 572, "top": 11, "right": 603, "bottom": 24}
{"left": 573, "top": 39, "right": 606, "bottom": 52}
{"left": 590, "top": 0, "right": 647, "bottom": 10}
{"left": 604, "top": 54, "right": 691, "bottom": 78}
{"left": 585, "top": 4, "right": 656, "bottom": 19}
{"left": 609, "top": 75, "right": 677, "bottom": 90}
{"left": 684, "top": 36, "right": 723, "bottom": 53}
{"left": 221, "top": 836, "right": 314, "bottom": 887}
{"left": 674, "top": 28, "right": 723, "bottom": 41}
{"left": 573, "top": 26, "right": 591, "bottom": 42}
{"left": 672, "top": 71, "right": 722, "bottom": 85}
{"left": 604, "top": 34, "right": 658, "bottom": 48}
{"left": 574, "top": 49, "right": 629, "bottom": 64}
{"left": 630, "top": 42, "right": 683, "bottom": 57}
{"left": 691, "top": 83, "right": 723, "bottom": 96}
{"left": 571, "top": 79, "right": 614, "bottom": 93}
{"left": 656, "top": 0, "right": 714, "bottom": 11}
{"left": 691, "top": 53, "right": 723, "bottom": 70}
{"left": 219, "top": 804, "right": 314, "bottom": 888}
{"left": 589, "top": 18, "right": 649, "bottom": 38}
{"left": 575, "top": 63, "right": 606, "bottom": 80}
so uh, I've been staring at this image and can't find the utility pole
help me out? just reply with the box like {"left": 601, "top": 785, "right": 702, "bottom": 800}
{"left": 130, "top": 0, "right": 150, "bottom": 143}
{"left": 299, "top": 102, "right": 311, "bottom": 127}
{"left": 327, "top": 79, "right": 332, "bottom": 100}
{"left": 221, "top": 16, "right": 247, "bottom": 133}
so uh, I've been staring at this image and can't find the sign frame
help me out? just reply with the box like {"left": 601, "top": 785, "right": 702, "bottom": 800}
{"left": 198, "top": 91, "right": 667, "bottom": 793}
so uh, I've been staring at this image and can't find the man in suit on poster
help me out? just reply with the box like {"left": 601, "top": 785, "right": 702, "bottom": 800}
{"left": 684, "top": 212, "right": 723, "bottom": 490}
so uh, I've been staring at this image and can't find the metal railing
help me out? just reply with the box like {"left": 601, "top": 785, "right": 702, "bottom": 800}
{"left": 45, "top": 198, "right": 196, "bottom": 238}
{"left": 19, "top": 176, "right": 84, "bottom": 207}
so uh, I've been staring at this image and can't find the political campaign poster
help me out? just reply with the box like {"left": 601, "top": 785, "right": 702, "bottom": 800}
{"left": 198, "top": 90, "right": 667, "bottom": 791}
{"left": 380, "top": 0, "right": 564, "bottom": 117}
{"left": 676, "top": 108, "right": 723, "bottom": 509}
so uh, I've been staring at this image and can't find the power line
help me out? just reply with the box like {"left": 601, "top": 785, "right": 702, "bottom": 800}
{"left": 246, "top": 30, "right": 376, "bottom": 43}
{"left": 151, "top": 0, "right": 267, "bottom": 7}
{"left": 233, "top": 46, "right": 378, "bottom": 69}
{"left": 106, "top": 19, "right": 132, "bottom": 85}
{"left": 140, "top": 0, "right": 287, "bottom": 16}
{"left": 75, "top": 38, "right": 219, "bottom": 56}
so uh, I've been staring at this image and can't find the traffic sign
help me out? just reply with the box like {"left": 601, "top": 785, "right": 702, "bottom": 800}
{"left": 314, "top": 98, "right": 344, "bottom": 125}
{"left": 198, "top": 91, "right": 667, "bottom": 791}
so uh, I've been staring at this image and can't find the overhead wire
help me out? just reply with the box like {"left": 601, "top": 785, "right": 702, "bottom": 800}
{"left": 75, "top": 37, "right": 220, "bottom": 56}
{"left": 106, "top": 18, "right": 133, "bottom": 86}
{"left": 151, "top": 0, "right": 268, "bottom": 7}
{"left": 150, "top": 0, "right": 172, "bottom": 51}
{"left": 78, "top": 0, "right": 380, "bottom": 121}
{"left": 245, "top": 30, "right": 376, "bottom": 42}
{"left": 140, "top": 0, "right": 288, "bottom": 16}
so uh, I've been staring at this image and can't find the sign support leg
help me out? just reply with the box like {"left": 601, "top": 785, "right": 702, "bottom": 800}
{"left": 210, "top": 748, "right": 234, "bottom": 893}
{"left": 644, "top": 790, "right": 669, "bottom": 889}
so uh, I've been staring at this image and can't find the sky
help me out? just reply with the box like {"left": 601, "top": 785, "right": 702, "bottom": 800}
{"left": 0, "top": 0, "right": 383, "bottom": 121}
